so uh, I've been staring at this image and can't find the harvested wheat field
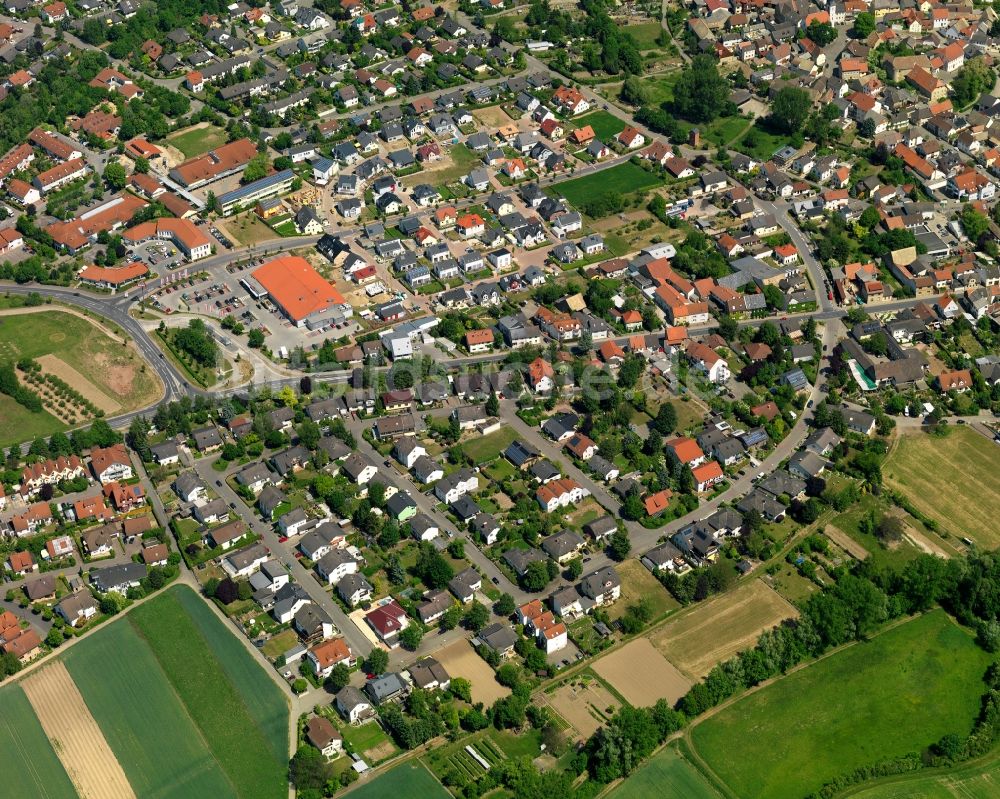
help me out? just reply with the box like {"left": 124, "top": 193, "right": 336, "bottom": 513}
{"left": 22, "top": 662, "right": 136, "bottom": 799}
{"left": 541, "top": 677, "right": 620, "bottom": 740}
{"left": 36, "top": 354, "right": 120, "bottom": 414}
{"left": 649, "top": 579, "right": 797, "bottom": 679}
{"left": 436, "top": 639, "right": 510, "bottom": 706}
{"left": 593, "top": 638, "right": 692, "bottom": 707}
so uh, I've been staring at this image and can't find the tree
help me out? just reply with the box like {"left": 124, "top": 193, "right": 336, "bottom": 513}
{"left": 877, "top": 514, "right": 904, "bottom": 544}
{"left": 619, "top": 75, "right": 651, "bottom": 106}
{"left": 289, "top": 745, "right": 333, "bottom": 791}
{"left": 45, "top": 627, "right": 64, "bottom": 648}
{"left": 671, "top": 55, "right": 731, "bottom": 123}
{"left": 326, "top": 662, "right": 351, "bottom": 692}
{"left": 103, "top": 162, "right": 127, "bottom": 190}
{"left": 567, "top": 558, "right": 583, "bottom": 579}
{"left": 463, "top": 600, "right": 490, "bottom": 632}
{"left": 242, "top": 153, "right": 269, "bottom": 184}
{"left": 440, "top": 604, "right": 462, "bottom": 631}
{"left": 248, "top": 328, "right": 265, "bottom": 348}
{"left": 486, "top": 390, "right": 500, "bottom": 417}
{"left": 494, "top": 592, "right": 516, "bottom": 617}
{"left": 770, "top": 87, "right": 812, "bottom": 133}
{"left": 651, "top": 402, "right": 677, "bottom": 435}
{"left": 416, "top": 544, "right": 454, "bottom": 589}
{"left": 296, "top": 420, "right": 321, "bottom": 450}
{"left": 853, "top": 11, "right": 875, "bottom": 38}
{"left": 806, "top": 20, "right": 836, "bottom": 46}
{"left": 399, "top": 625, "right": 424, "bottom": 650}
{"left": 961, "top": 203, "right": 990, "bottom": 243}
{"left": 366, "top": 648, "right": 389, "bottom": 675}
{"left": 608, "top": 530, "right": 631, "bottom": 561}
{"left": 522, "top": 559, "right": 551, "bottom": 591}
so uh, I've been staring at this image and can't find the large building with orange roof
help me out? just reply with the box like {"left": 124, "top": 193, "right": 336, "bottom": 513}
{"left": 250, "top": 255, "right": 350, "bottom": 328}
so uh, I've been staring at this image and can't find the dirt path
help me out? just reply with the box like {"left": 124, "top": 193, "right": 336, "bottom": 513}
{"left": 903, "top": 528, "right": 950, "bottom": 559}
{"left": 0, "top": 306, "right": 125, "bottom": 343}
{"left": 22, "top": 662, "right": 136, "bottom": 799}
{"left": 824, "top": 524, "right": 870, "bottom": 561}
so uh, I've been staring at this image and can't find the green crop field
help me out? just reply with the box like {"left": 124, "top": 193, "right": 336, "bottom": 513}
{"left": 571, "top": 110, "right": 627, "bottom": 141}
{"left": 0, "top": 684, "right": 77, "bottom": 799}
{"left": 129, "top": 587, "right": 290, "bottom": 797}
{"left": 550, "top": 162, "right": 662, "bottom": 208}
{"left": 168, "top": 124, "right": 228, "bottom": 158}
{"left": 609, "top": 744, "right": 721, "bottom": 799}
{"left": 169, "top": 585, "right": 288, "bottom": 758}
{"left": 690, "top": 611, "right": 992, "bottom": 799}
{"left": 64, "top": 620, "right": 236, "bottom": 799}
{"left": 886, "top": 428, "right": 1000, "bottom": 548}
{"left": 349, "top": 762, "right": 450, "bottom": 799}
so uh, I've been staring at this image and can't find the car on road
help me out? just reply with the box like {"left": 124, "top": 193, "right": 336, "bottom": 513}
{"left": 491, "top": 577, "right": 499, "bottom": 585}
{"left": 278, "top": 536, "right": 288, "bottom": 543}
{"left": 216, "top": 480, "right": 222, "bottom": 487}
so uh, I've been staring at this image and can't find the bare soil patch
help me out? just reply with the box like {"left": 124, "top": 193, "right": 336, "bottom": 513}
{"left": 472, "top": 106, "right": 516, "bottom": 129}
{"left": 36, "top": 354, "right": 119, "bottom": 414}
{"left": 824, "top": 524, "right": 869, "bottom": 561}
{"left": 649, "top": 579, "right": 798, "bottom": 679}
{"left": 22, "top": 661, "right": 136, "bottom": 799}
{"left": 593, "top": 638, "right": 692, "bottom": 707}
{"left": 364, "top": 740, "right": 396, "bottom": 762}
{"left": 541, "top": 677, "right": 620, "bottom": 741}
{"left": 435, "top": 639, "right": 510, "bottom": 706}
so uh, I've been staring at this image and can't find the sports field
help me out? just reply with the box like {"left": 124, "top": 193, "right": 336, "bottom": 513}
{"left": 689, "top": 611, "right": 992, "bottom": 799}
{"left": 551, "top": 162, "right": 662, "bottom": 208}
{"left": 885, "top": 428, "right": 1000, "bottom": 548}
{"left": 0, "top": 684, "right": 77, "bottom": 798}
{"left": 0, "top": 584, "right": 289, "bottom": 799}
{"left": 608, "top": 744, "right": 721, "bottom": 799}
{"left": 348, "top": 761, "right": 449, "bottom": 799}
{"left": 649, "top": 578, "right": 797, "bottom": 678}
{"left": 168, "top": 123, "right": 228, "bottom": 158}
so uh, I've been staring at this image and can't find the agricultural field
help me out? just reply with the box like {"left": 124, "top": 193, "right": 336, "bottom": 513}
{"left": 885, "top": 428, "right": 1000, "bottom": 548}
{"left": 571, "top": 110, "right": 628, "bottom": 141}
{"left": 608, "top": 559, "right": 679, "bottom": 621}
{"left": 648, "top": 578, "right": 798, "bottom": 679}
{"left": 549, "top": 162, "right": 662, "bottom": 209}
{"left": 167, "top": 123, "right": 228, "bottom": 158}
{"left": 689, "top": 611, "right": 992, "bottom": 799}
{"left": 0, "top": 684, "right": 77, "bottom": 799}
{"left": 0, "top": 585, "right": 289, "bottom": 799}
{"left": 348, "top": 762, "right": 449, "bottom": 799}
{"left": 436, "top": 639, "right": 510, "bottom": 706}
{"left": 608, "top": 744, "right": 722, "bottom": 799}
{"left": 593, "top": 638, "right": 691, "bottom": 708}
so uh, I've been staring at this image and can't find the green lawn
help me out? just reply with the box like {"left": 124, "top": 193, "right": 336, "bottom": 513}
{"left": 885, "top": 428, "right": 1000, "bottom": 548}
{"left": 0, "top": 685, "right": 77, "bottom": 799}
{"left": 638, "top": 71, "right": 682, "bottom": 106}
{"left": 736, "top": 123, "right": 797, "bottom": 162}
{"left": 64, "top": 620, "right": 236, "bottom": 799}
{"left": 571, "top": 110, "right": 628, "bottom": 141}
{"left": 623, "top": 21, "right": 665, "bottom": 50}
{"left": 128, "top": 586, "right": 289, "bottom": 798}
{"left": 690, "top": 611, "right": 993, "bottom": 799}
{"left": 341, "top": 720, "right": 395, "bottom": 757}
{"left": 609, "top": 744, "right": 721, "bottom": 799}
{"left": 831, "top": 493, "right": 921, "bottom": 571}
{"left": 348, "top": 762, "right": 449, "bottom": 799}
{"left": 0, "top": 392, "right": 65, "bottom": 450}
{"left": 168, "top": 124, "right": 228, "bottom": 158}
{"left": 549, "top": 162, "right": 662, "bottom": 209}
{"left": 462, "top": 426, "right": 519, "bottom": 465}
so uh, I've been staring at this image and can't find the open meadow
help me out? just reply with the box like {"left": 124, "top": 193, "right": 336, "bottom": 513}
{"left": 848, "top": 749, "right": 1000, "bottom": 799}
{"left": 649, "top": 578, "right": 797, "bottom": 678}
{"left": 0, "top": 310, "right": 161, "bottom": 446}
{"left": 885, "top": 427, "right": 1000, "bottom": 548}
{"left": 689, "top": 611, "right": 992, "bottom": 799}
{"left": 0, "top": 584, "right": 289, "bottom": 799}
{"left": 549, "top": 162, "right": 662, "bottom": 210}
